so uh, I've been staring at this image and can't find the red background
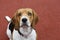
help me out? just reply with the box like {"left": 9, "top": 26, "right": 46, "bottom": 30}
{"left": 0, "top": 0, "right": 60, "bottom": 40}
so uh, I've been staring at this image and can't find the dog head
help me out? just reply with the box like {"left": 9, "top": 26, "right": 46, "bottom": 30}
{"left": 12, "top": 8, "right": 38, "bottom": 30}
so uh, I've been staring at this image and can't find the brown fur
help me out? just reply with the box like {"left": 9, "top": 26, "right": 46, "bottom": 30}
{"left": 12, "top": 11, "right": 20, "bottom": 30}
{"left": 11, "top": 8, "right": 38, "bottom": 30}
{"left": 31, "top": 10, "right": 38, "bottom": 28}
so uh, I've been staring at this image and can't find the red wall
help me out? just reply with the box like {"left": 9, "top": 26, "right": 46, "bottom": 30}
{"left": 0, "top": 0, "right": 60, "bottom": 40}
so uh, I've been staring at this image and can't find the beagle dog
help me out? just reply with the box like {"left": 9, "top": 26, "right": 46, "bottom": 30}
{"left": 5, "top": 8, "right": 38, "bottom": 40}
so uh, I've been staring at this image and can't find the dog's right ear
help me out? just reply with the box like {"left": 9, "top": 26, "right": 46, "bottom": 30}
{"left": 11, "top": 12, "right": 20, "bottom": 30}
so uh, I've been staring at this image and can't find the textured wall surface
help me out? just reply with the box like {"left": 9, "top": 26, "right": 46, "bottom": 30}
{"left": 0, "top": 0, "right": 60, "bottom": 40}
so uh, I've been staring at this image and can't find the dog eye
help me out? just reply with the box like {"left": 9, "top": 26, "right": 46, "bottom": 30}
{"left": 28, "top": 12, "right": 32, "bottom": 16}
{"left": 18, "top": 13, "right": 21, "bottom": 16}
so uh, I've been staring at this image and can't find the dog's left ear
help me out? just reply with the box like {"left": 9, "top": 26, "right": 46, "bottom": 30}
{"left": 32, "top": 10, "right": 38, "bottom": 28}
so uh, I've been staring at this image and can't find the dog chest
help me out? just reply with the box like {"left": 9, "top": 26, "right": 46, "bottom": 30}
{"left": 13, "top": 29, "right": 36, "bottom": 40}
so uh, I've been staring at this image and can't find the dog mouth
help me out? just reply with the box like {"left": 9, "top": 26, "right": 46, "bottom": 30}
{"left": 21, "top": 23, "right": 29, "bottom": 29}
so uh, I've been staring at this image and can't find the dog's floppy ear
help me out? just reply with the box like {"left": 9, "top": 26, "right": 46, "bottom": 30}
{"left": 11, "top": 11, "right": 20, "bottom": 30}
{"left": 32, "top": 10, "right": 38, "bottom": 28}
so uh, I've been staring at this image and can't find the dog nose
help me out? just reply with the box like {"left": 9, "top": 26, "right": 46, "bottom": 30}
{"left": 22, "top": 18, "right": 27, "bottom": 23}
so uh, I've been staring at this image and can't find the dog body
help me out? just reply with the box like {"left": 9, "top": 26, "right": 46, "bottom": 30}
{"left": 13, "top": 29, "right": 36, "bottom": 40}
{"left": 6, "top": 8, "right": 38, "bottom": 40}
{"left": 7, "top": 24, "right": 36, "bottom": 40}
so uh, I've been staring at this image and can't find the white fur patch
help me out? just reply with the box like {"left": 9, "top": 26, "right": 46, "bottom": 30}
{"left": 6, "top": 23, "right": 11, "bottom": 39}
{"left": 13, "top": 29, "right": 36, "bottom": 40}
{"left": 5, "top": 16, "right": 11, "bottom": 22}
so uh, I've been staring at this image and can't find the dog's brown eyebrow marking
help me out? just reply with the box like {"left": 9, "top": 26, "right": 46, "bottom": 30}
{"left": 17, "top": 13, "right": 22, "bottom": 16}
{"left": 28, "top": 12, "right": 32, "bottom": 16}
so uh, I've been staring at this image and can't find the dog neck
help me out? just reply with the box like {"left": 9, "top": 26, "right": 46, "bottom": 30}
{"left": 18, "top": 27, "right": 32, "bottom": 38}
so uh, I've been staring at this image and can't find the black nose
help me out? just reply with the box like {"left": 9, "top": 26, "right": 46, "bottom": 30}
{"left": 22, "top": 18, "right": 27, "bottom": 23}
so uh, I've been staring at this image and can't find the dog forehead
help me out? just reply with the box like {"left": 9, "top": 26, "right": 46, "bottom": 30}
{"left": 17, "top": 8, "right": 33, "bottom": 13}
